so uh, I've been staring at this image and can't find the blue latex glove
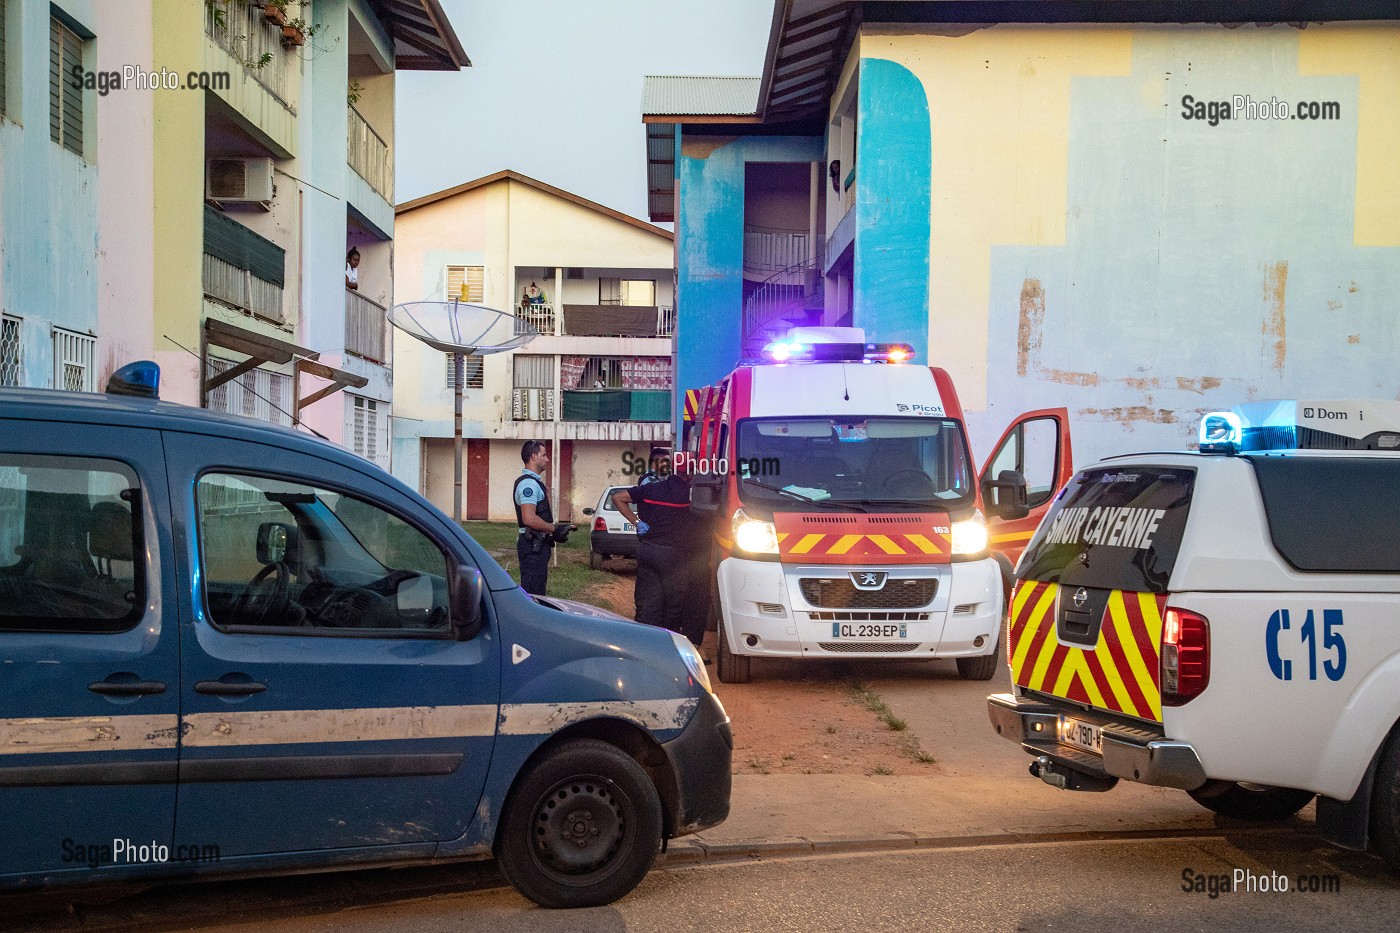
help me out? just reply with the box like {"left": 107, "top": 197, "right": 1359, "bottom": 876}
{"left": 636, "top": 521, "right": 650, "bottom": 536}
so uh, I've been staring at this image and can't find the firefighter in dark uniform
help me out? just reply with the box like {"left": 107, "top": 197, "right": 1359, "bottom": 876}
{"left": 613, "top": 455, "right": 710, "bottom": 645}
{"left": 514, "top": 440, "right": 574, "bottom": 595}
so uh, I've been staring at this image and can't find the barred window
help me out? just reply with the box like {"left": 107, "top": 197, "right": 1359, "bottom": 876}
{"left": 205, "top": 357, "right": 293, "bottom": 426}
{"left": 49, "top": 14, "right": 84, "bottom": 155}
{"left": 0, "top": 315, "right": 20, "bottom": 387}
{"left": 349, "top": 395, "right": 390, "bottom": 469}
{"left": 51, "top": 328, "right": 95, "bottom": 392}
{"left": 444, "top": 353, "right": 484, "bottom": 390}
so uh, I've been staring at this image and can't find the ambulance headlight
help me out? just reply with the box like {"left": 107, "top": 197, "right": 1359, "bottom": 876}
{"left": 732, "top": 509, "right": 779, "bottom": 555}
{"left": 1198, "top": 410, "right": 1242, "bottom": 454}
{"left": 671, "top": 631, "right": 714, "bottom": 694}
{"left": 951, "top": 514, "right": 989, "bottom": 557}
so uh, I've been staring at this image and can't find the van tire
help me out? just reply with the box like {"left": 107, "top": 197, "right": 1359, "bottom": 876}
{"left": 1187, "top": 783, "right": 1315, "bottom": 821}
{"left": 716, "top": 623, "right": 751, "bottom": 684}
{"left": 494, "top": 738, "right": 663, "bottom": 909}
{"left": 590, "top": 551, "right": 604, "bottom": 571}
{"left": 956, "top": 649, "right": 999, "bottom": 681}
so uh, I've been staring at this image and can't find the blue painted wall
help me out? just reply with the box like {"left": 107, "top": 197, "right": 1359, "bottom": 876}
{"left": 674, "top": 133, "right": 822, "bottom": 432}
{"left": 0, "top": 0, "right": 100, "bottom": 387}
{"left": 853, "top": 58, "right": 931, "bottom": 361}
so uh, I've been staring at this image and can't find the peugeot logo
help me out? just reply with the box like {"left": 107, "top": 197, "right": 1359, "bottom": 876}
{"left": 1072, "top": 587, "right": 1089, "bottom": 609}
{"left": 850, "top": 571, "right": 888, "bottom": 591}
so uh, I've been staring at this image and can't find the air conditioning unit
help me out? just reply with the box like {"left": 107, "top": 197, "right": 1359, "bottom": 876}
{"left": 207, "top": 157, "right": 275, "bottom": 208}
{"left": 566, "top": 268, "right": 584, "bottom": 280}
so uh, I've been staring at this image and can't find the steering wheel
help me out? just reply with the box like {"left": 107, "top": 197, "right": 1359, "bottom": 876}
{"left": 232, "top": 562, "right": 291, "bottom": 626}
{"left": 883, "top": 469, "right": 937, "bottom": 497}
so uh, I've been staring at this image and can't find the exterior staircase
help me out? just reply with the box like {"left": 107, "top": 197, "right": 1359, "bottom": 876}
{"left": 740, "top": 255, "right": 825, "bottom": 359}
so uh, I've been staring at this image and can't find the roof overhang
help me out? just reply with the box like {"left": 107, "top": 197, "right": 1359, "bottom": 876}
{"left": 373, "top": 0, "right": 470, "bottom": 71}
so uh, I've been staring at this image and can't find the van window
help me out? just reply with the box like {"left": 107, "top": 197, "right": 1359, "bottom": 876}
{"left": 0, "top": 455, "right": 144, "bottom": 633}
{"left": 197, "top": 474, "right": 451, "bottom": 633}
{"left": 1248, "top": 456, "right": 1400, "bottom": 573}
{"left": 1019, "top": 466, "right": 1195, "bottom": 593}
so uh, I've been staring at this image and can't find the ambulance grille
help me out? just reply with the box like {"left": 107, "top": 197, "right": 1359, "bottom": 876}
{"left": 800, "top": 578, "right": 936, "bottom": 608}
{"left": 800, "top": 516, "right": 860, "bottom": 524}
{"left": 817, "top": 641, "right": 922, "bottom": 653}
{"left": 864, "top": 516, "right": 923, "bottom": 525}
{"left": 806, "top": 611, "right": 931, "bottom": 622}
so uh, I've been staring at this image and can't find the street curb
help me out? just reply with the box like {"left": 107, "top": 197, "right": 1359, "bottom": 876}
{"left": 659, "top": 823, "right": 1305, "bottom": 867}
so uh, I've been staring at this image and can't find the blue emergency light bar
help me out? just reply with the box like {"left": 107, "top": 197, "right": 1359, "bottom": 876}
{"left": 1198, "top": 410, "right": 1242, "bottom": 454}
{"left": 762, "top": 341, "right": 915, "bottom": 364}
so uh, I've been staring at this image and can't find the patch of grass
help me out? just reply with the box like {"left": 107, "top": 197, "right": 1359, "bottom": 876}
{"left": 911, "top": 749, "right": 937, "bottom": 764}
{"left": 871, "top": 764, "right": 895, "bottom": 776}
{"left": 879, "top": 711, "right": 908, "bottom": 732}
{"left": 459, "top": 520, "right": 613, "bottom": 603}
{"left": 782, "top": 753, "right": 796, "bottom": 761}
{"left": 825, "top": 725, "right": 837, "bottom": 735}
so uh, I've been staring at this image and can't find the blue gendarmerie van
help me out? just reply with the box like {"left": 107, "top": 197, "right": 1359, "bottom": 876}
{"left": 0, "top": 363, "right": 731, "bottom": 909}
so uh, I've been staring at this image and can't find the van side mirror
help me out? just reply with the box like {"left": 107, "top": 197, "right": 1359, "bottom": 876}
{"left": 450, "top": 564, "right": 485, "bottom": 640}
{"left": 690, "top": 473, "right": 722, "bottom": 512}
{"left": 983, "top": 470, "right": 1030, "bottom": 521}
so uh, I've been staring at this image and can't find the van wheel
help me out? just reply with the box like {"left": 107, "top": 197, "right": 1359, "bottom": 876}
{"left": 590, "top": 551, "right": 604, "bottom": 571}
{"left": 716, "top": 623, "right": 751, "bottom": 684}
{"left": 956, "top": 651, "right": 999, "bottom": 681}
{"left": 1187, "top": 782, "right": 1315, "bottom": 820}
{"left": 494, "top": 739, "right": 663, "bottom": 909}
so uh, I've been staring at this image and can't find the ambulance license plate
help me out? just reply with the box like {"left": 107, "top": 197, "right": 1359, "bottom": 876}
{"left": 831, "top": 623, "right": 908, "bottom": 639}
{"left": 1058, "top": 717, "right": 1102, "bottom": 755}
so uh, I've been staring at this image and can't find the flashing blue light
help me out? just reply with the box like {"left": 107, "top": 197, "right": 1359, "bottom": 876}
{"left": 1198, "top": 410, "right": 1242, "bottom": 453}
{"left": 765, "top": 341, "right": 806, "bottom": 362}
{"left": 105, "top": 361, "right": 161, "bottom": 399}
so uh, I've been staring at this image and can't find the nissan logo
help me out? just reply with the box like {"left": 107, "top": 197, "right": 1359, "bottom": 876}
{"left": 1072, "top": 587, "right": 1089, "bottom": 609}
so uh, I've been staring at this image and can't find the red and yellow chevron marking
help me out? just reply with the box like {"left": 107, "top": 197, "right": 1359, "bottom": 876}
{"left": 683, "top": 389, "right": 700, "bottom": 422}
{"left": 1008, "top": 580, "right": 1166, "bottom": 723}
{"left": 768, "top": 514, "right": 952, "bottom": 565}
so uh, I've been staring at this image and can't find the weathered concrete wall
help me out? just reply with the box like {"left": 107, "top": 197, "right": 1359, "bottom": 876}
{"left": 861, "top": 24, "right": 1400, "bottom": 465}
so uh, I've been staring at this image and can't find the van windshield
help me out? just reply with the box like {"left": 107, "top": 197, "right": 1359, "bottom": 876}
{"left": 1019, "top": 466, "right": 1196, "bottom": 593}
{"left": 735, "top": 417, "right": 973, "bottom": 509}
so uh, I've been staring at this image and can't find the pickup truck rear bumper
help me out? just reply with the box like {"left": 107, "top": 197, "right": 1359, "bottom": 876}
{"left": 988, "top": 693, "right": 1208, "bottom": 791}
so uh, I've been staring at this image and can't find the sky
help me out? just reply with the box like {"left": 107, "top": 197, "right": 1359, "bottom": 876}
{"left": 395, "top": 0, "right": 774, "bottom": 225}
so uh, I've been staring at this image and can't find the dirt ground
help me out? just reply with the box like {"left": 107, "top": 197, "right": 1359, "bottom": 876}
{"left": 579, "top": 562, "right": 934, "bottom": 777}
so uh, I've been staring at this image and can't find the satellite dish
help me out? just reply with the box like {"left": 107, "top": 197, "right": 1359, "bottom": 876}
{"left": 389, "top": 300, "right": 538, "bottom": 354}
{"left": 389, "top": 300, "right": 540, "bottom": 524}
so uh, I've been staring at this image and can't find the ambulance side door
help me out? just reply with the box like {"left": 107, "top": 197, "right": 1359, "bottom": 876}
{"left": 979, "top": 409, "right": 1073, "bottom": 566}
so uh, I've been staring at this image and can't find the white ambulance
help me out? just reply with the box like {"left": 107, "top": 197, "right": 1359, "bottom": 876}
{"left": 988, "top": 399, "right": 1400, "bottom": 867}
{"left": 685, "top": 327, "right": 1074, "bottom": 684}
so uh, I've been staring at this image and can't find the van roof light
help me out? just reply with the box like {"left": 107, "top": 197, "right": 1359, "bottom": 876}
{"left": 1198, "top": 410, "right": 1241, "bottom": 454}
{"left": 105, "top": 361, "right": 161, "bottom": 399}
{"left": 761, "top": 341, "right": 916, "bottom": 365}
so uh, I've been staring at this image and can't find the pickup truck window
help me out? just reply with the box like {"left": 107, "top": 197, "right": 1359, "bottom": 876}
{"left": 1248, "top": 456, "right": 1400, "bottom": 573}
{"left": 197, "top": 473, "right": 452, "bottom": 633}
{"left": 0, "top": 455, "right": 144, "bottom": 633}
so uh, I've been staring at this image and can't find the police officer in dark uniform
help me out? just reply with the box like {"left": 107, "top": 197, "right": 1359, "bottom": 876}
{"left": 514, "top": 440, "right": 574, "bottom": 595}
{"left": 613, "top": 455, "right": 710, "bottom": 645}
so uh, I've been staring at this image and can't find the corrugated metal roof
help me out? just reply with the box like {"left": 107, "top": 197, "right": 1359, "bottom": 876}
{"left": 641, "top": 76, "right": 760, "bottom": 116}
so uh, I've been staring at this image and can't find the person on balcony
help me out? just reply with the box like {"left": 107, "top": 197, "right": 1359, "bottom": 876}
{"left": 345, "top": 249, "right": 360, "bottom": 291}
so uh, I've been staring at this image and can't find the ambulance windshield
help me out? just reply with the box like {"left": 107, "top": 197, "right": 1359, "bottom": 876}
{"left": 735, "top": 417, "right": 973, "bottom": 508}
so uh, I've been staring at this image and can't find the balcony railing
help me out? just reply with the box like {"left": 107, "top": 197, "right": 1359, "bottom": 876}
{"left": 515, "top": 302, "right": 556, "bottom": 337}
{"left": 346, "top": 289, "right": 387, "bottom": 362}
{"left": 561, "top": 389, "right": 671, "bottom": 423}
{"left": 348, "top": 105, "right": 392, "bottom": 202}
{"left": 204, "top": 0, "right": 293, "bottom": 108}
{"left": 203, "top": 253, "right": 285, "bottom": 323}
{"left": 744, "top": 225, "right": 811, "bottom": 280}
{"left": 561, "top": 305, "right": 676, "bottom": 338}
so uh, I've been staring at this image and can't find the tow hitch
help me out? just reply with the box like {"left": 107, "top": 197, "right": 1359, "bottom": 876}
{"left": 1029, "top": 756, "right": 1119, "bottom": 792}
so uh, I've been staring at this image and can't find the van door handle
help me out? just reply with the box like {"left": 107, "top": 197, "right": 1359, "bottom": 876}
{"left": 88, "top": 680, "right": 167, "bottom": 696}
{"left": 194, "top": 680, "right": 267, "bottom": 696}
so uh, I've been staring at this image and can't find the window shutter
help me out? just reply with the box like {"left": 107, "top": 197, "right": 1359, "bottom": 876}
{"left": 49, "top": 17, "right": 83, "bottom": 155}
{"left": 444, "top": 353, "right": 484, "bottom": 389}
{"left": 446, "top": 265, "right": 484, "bottom": 303}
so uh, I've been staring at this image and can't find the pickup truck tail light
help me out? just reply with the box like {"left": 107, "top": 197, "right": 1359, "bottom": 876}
{"left": 1162, "top": 606, "right": 1210, "bottom": 706}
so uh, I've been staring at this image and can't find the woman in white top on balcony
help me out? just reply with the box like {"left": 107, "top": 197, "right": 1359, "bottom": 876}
{"left": 345, "top": 249, "right": 360, "bottom": 291}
